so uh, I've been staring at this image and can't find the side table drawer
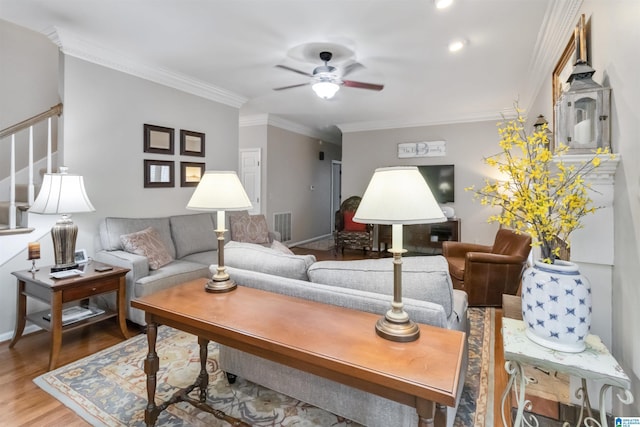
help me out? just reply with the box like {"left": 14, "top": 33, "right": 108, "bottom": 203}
{"left": 63, "top": 277, "right": 120, "bottom": 302}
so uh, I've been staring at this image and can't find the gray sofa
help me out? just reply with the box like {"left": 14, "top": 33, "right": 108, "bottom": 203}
{"left": 220, "top": 240, "right": 469, "bottom": 427}
{"left": 93, "top": 213, "right": 278, "bottom": 325}
{"left": 94, "top": 215, "right": 468, "bottom": 426}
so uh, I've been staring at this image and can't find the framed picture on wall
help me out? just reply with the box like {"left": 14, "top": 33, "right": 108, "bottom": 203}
{"left": 144, "top": 159, "right": 175, "bottom": 188}
{"left": 552, "top": 14, "right": 588, "bottom": 108}
{"left": 180, "top": 130, "right": 205, "bottom": 157}
{"left": 144, "top": 124, "right": 175, "bottom": 155}
{"left": 180, "top": 162, "right": 205, "bottom": 187}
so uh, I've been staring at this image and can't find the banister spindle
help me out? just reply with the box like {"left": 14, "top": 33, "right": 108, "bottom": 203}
{"left": 9, "top": 134, "right": 16, "bottom": 229}
{"left": 47, "top": 116, "right": 52, "bottom": 173}
{"left": 28, "top": 126, "right": 34, "bottom": 205}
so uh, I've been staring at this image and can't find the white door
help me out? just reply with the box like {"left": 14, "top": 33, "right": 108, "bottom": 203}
{"left": 239, "top": 148, "right": 261, "bottom": 214}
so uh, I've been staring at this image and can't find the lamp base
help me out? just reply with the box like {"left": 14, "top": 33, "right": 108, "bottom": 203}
{"left": 375, "top": 315, "right": 420, "bottom": 342}
{"left": 204, "top": 278, "right": 237, "bottom": 293}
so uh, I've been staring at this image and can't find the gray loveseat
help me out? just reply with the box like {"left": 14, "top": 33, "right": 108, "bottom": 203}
{"left": 220, "top": 240, "right": 469, "bottom": 427}
{"left": 93, "top": 213, "right": 278, "bottom": 325}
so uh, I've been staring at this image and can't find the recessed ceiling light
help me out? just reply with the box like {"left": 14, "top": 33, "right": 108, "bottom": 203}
{"left": 448, "top": 39, "right": 467, "bottom": 53}
{"left": 434, "top": 0, "right": 453, "bottom": 9}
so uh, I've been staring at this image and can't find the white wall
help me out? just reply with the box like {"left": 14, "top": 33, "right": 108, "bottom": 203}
{"left": 0, "top": 19, "right": 59, "bottom": 186}
{"left": 0, "top": 34, "right": 240, "bottom": 339}
{"left": 266, "top": 126, "right": 341, "bottom": 244}
{"left": 586, "top": 0, "right": 640, "bottom": 416}
{"left": 527, "top": 1, "right": 640, "bottom": 416}
{"left": 341, "top": 120, "right": 502, "bottom": 246}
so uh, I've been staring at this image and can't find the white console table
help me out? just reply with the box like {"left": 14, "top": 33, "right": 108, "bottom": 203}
{"left": 500, "top": 318, "right": 633, "bottom": 427}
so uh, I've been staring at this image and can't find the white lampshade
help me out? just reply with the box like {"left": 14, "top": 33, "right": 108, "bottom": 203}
{"left": 186, "top": 171, "right": 252, "bottom": 211}
{"left": 354, "top": 166, "right": 446, "bottom": 225}
{"left": 312, "top": 81, "right": 340, "bottom": 99}
{"left": 29, "top": 167, "right": 95, "bottom": 215}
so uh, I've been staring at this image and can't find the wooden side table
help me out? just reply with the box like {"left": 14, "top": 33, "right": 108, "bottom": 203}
{"left": 10, "top": 262, "right": 130, "bottom": 370}
{"left": 500, "top": 317, "right": 634, "bottom": 427}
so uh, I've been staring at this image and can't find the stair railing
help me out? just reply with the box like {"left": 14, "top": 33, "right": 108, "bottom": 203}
{"left": 0, "top": 103, "right": 63, "bottom": 230}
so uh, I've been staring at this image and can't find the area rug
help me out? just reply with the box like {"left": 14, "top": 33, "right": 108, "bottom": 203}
{"left": 34, "top": 308, "right": 494, "bottom": 427}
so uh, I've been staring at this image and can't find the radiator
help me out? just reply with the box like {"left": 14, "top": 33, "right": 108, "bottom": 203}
{"left": 273, "top": 212, "right": 292, "bottom": 242}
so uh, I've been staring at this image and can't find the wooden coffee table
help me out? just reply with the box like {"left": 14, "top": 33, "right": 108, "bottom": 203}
{"left": 10, "top": 262, "right": 130, "bottom": 370}
{"left": 132, "top": 278, "right": 465, "bottom": 427}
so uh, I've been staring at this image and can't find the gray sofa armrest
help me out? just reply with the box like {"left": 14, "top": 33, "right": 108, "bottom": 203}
{"left": 94, "top": 249, "right": 150, "bottom": 282}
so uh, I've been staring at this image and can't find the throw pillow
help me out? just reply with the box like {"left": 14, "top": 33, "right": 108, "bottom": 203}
{"left": 271, "top": 239, "right": 294, "bottom": 255}
{"left": 343, "top": 211, "right": 367, "bottom": 231}
{"left": 120, "top": 227, "right": 174, "bottom": 270}
{"left": 230, "top": 214, "right": 270, "bottom": 244}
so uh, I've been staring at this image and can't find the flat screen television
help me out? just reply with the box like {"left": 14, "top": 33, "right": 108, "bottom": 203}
{"left": 417, "top": 164, "right": 455, "bottom": 203}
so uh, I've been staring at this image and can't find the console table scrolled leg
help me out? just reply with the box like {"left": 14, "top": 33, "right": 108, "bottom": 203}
{"left": 9, "top": 280, "right": 26, "bottom": 348}
{"left": 197, "top": 337, "right": 209, "bottom": 403}
{"left": 144, "top": 322, "right": 160, "bottom": 427}
{"left": 49, "top": 291, "right": 63, "bottom": 371}
{"left": 503, "top": 360, "right": 539, "bottom": 427}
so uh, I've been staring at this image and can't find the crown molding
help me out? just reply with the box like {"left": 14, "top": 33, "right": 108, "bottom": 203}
{"left": 521, "top": 0, "right": 583, "bottom": 113}
{"left": 45, "top": 27, "right": 247, "bottom": 108}
{"left": 337, "top": 109, "right": 512, "bottom": 133}
{"left": 240, "top": 114, "right": 339, "bottom": 144}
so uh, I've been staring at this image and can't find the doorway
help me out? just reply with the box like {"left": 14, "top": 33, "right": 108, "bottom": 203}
{"left": 239, "top": 148, "right": 261, "bottom": 214}
{"left": 330, "top": 160, "right": 342, "bottom": 232}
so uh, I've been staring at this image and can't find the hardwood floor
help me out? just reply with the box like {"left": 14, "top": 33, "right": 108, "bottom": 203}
{"left": 0, "top": 245, "right": 512, "bottom": 426}
{"left": 0, "top": 321, "right": 141, "bottom": 426}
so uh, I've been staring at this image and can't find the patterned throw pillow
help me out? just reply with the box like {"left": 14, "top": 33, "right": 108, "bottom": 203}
{"left": 230, "top": 214, "right": 270, "bottom": 244}
{"left": 120, "top": 227, "right": 174, "bottom": 270}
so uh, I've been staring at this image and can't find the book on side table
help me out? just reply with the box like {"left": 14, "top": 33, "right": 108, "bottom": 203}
{"left": 43, "top": 305, "right": 106, "bottom": 326}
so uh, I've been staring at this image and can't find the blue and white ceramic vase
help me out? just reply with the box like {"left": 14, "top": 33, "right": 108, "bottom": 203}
{"left": 521, "top": 260, "right": 591, "bottom": 353}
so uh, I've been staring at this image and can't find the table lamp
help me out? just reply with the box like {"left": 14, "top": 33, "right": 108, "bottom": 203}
{"left": 354, "top": 166, "right": 446, "bottom": 342}
{"left": 29, "top": 167, "right": 95, "bottom": 272}
{"left": 186, "top": 171, "right": 252, "bottom": 293}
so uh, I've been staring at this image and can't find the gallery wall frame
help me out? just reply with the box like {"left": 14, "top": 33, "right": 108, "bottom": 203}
{"left": 144, "top": 159, "right": 175, "bottom": 188}
{"left": 144, "top": 124, "right": 175, "bottom": 155}
{"left": 180, "top": 129, "right": 206, "bottom": 157}
{"left": 180, "top": 162, "right": 205, "bottom": 187}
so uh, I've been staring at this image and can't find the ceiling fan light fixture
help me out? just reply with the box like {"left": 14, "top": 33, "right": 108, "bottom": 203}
{"left": 448, "top": 39, "right": 467, "bottom": 53}
{"left": 434, "top": 0, "right": 453, "bottom": 9}
{"left": 312, "top": 81, "right": 340, "bottom": 99}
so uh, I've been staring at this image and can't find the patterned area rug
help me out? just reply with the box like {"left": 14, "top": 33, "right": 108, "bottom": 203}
{"left": 34, "top": 308, "right": 494, "bottom": 426}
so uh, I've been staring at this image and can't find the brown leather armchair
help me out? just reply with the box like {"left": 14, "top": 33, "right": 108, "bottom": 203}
{"left": 334, "top": 196, "right": 373, "bottom": 254}
{"left": 442, "top": 228, "right": 532, "bottom": 306}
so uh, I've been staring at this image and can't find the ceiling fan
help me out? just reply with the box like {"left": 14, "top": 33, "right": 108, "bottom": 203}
{"left": 274, "top": 51, "right": 384, "bottom": 99}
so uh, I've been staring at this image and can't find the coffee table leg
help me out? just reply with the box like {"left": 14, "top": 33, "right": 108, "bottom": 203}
{"left": 197, "top": 337, "right": 209, "bottom": 402}
{"left": 144, "top": 321, "right": 160, "bottom": 427}
{"left": 417, "top": 398, "right": 445, "bottom": 427}
{"left": 9, "top": 280, "right": 26, "bottom": 348}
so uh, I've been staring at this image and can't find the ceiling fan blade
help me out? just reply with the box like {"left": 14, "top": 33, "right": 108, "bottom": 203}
{"left": 275, "top": 64, "right": 313, "bottom": 77}
{"left": 341, "top": 61, "right": 364, "bottom": 78}
{"left": 343, "top": 80, "right": 384, "bottom": 91}
{"left": 273, "top": 82, "right": 310, "bottom": 91}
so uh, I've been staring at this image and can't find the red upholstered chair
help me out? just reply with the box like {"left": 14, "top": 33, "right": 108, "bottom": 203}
{"left": 334, "top": 196, "right": 373, "bottom": 254}
{"left": 442, "top": 228, "right": 532, "bottom": 306}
